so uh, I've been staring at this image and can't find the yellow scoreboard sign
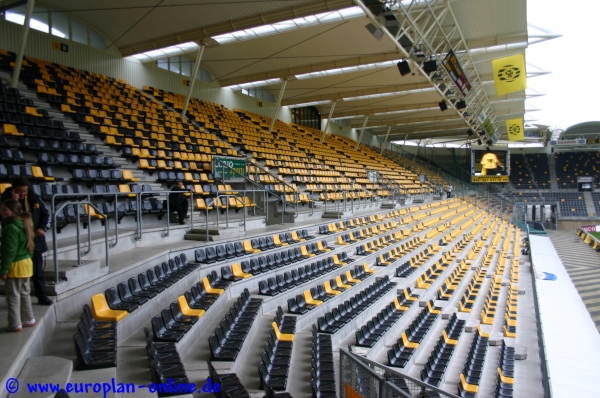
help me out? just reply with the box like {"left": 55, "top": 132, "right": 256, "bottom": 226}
{"left": 472, "top": 175, "right": 509, "bottom": 183}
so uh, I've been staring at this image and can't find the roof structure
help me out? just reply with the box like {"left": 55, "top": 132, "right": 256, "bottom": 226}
{"left": 36, "top": 0, "right": 534, "bottom": 145}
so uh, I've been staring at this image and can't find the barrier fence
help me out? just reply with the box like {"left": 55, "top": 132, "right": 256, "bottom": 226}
{"left": 339, "top": 348, "right": 460, "bottom": 398}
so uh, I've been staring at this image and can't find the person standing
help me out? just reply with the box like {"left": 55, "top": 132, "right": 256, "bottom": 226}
{"left": 446, "top": 184, "right": 453, "bottom": 198}
{"left": 1, "top": 199, "right": 36, "bottom": 332}
{"left": 1, "top": 178, "right": 52, "bottom": 305}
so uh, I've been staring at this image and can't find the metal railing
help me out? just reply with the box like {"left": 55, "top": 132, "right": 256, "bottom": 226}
{"left": 51, "top": 197, "right": 110, "bottom": 286}
{"left": 340, "top": 348, "right": 460, "bottom": 398}
{"left": 245, "top": 160, "right": 302, "bottom": 222}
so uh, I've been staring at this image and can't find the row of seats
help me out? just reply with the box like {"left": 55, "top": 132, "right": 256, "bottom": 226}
{"left": 154, "top": 278, "right": 225, "bottom": 343}
{"left": 17, "top": 137, "right": 95, "bottom": 154}
{"left": 287, "top": 265, "right": 375, "bottom": 315}
{"left": 458, "top": 267, "right": 486, "bottom": 313}
{"left": 504, "top": 285, "right": 518, "bottom": 338}
{"left": 207, "top": 360, "right": 250, "bottom": 398}
{"left": 257, "top": 311, "right": 295, "bottom": 396}
{"left": 0, "top": 148, "right": 25, "bottom": 163}
{"left": 493, "top": 341, "right": 516, "bottom": 398}
{"left": 198, "top": 239, "right": 322, "bottom": 269}
{"left": 2, "top": 124, "right": 79, "bottom": 141}
{"left": 209, "top": 291, "right": 263, "bottom": 361}
{"left": 317, "top": 276, "right": 396, "bottom": 333}
{"left": 144, "top": 328, "right": 191, "bottom": 398}
{"left": 354, "top": 293, "right": 414, "bottom": 347}
{"left": 258, "top": 256, "right": 348, "bottom": 297}
{"left": 102, "top": 255, "right": 194, "bottom": 313}
{"left": 223, "top": 244, "right": 334, "bottom": 283}
{"left": 387, "top": 301, "right": 441, "bottom": 368}
{"left": 318, "top": 215, "right": 384, "bottom": 235}
{"left": 480, "top": 276, "right": 502, "bottom": 325}
{"left": 0, "top": 163, "right": 55, "bottom": 182}
{"left": 419, "top": 313, "right": 466, "bottom": 386}
{"left": 311, "top": 325, "right": 336, "bottom": 398}
{"left": 73, "top": 305, "right": 117, "bottom": 370}
{"left": 457, "top": 327, "right": 489, "bottom": 397}
{"left": 37, "top": 153, "right": 116, "bottom": 168}
{"left": 258, "top": 322, "right": 294, "bottom": 392}
{"left": 394, "top": 237, "right": 430, "bottom": 277}
{"left": 71, "top": 168, "right": 137, "bottom": 184}
{"left": 194, "top": 229, "right": 315, "bottom": 264}
{"left": 437, "top": 260, "right": 470, "bottom": 300}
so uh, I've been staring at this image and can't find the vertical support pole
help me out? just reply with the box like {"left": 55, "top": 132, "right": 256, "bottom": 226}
{"left": 10, "top": 0, "right": 35, "bottom": 89}
{"left": 181, "top": 42, "right": 205, "bottom": 118}
{"left": 379, "top": 125, "right": 392, "bottom": 155}
{"left": 321, "top": 100, "right": 337, "bottom": 143}
{"left": 268, "top": 78, "right": 288, "bottom": 135}
{"left": 355, "top": 116, "right": 369, "bottom": 150}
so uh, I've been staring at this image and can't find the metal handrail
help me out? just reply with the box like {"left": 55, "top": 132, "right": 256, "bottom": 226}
{"left": 245, "top": 161, "right": 301, "bottom": 221}
{"left": 51, "top": 200, "right": 109, "bottom": 286}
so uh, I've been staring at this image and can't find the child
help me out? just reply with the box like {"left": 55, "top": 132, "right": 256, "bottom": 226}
{"left": 1, "top": 199, "right": 35, "bottom": 332}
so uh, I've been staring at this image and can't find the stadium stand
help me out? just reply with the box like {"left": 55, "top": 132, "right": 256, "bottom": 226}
{"left": 1, "top": 3, "right": 600, "bottom": 397}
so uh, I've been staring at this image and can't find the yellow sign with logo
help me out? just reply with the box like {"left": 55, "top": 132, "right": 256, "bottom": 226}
{"left": 472, "top": 175, "right": 509, "bottom": 183}
{"left": 506, "top": 117, "right": 524, "bottom": 141}
{"left": 492, "top": 54, "right": 526, "bottom": 96}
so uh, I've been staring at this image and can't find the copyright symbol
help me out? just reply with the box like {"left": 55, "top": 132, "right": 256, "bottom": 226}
{"left": 6, "top": 378, "right": 19, "bottom": 394}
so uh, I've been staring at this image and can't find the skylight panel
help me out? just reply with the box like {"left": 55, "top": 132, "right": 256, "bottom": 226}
{"left": 127, "top": 42, "right": 200, "bottom": 62}
{"left": 225, "top": 78, "right": 282, "bottom": 90}
{"left": 211, "top": 6, "right": 364, "bottom": 44}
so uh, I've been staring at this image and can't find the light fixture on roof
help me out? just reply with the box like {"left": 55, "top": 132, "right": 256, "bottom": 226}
{"left": 467, "top": 129, "right": 474, "bottom": 136}
{"left": 412, "top": 45, "right": 426, "bottom": 61}
{"left": 365, "top": 23, "right": 384, "bottom": 41}
{"left": 423, "top": 59, "right": 437, "bottom": 74}
{"left": 438, "top": 101, "right": 448, "bottom": 112}
{"left": 477, "top": 139, "right": 483, "bottom": 145}
{"left": 456, "top": 100, "right": 467, "bottom": 110}
{"left": 397, "top": 60, "right": 411, "bottom": 76}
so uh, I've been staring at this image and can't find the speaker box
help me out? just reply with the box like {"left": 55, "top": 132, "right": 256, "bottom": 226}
{"left": 397, "top": 61, "right": 411, "bottom": 76}
{"left": 423, "top": 60, "right": 437, "bottom": 73}
{"left": 456, "top": 100, "right": 466, "bottom": 109}
{"left": 438, "top": 101, "right": 448, "bottom": 111}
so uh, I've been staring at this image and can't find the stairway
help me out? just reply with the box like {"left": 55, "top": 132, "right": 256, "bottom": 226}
{"left": 584, "top": 192, "right": 596, "bottom": 217}
{"left": 548, "top": 153, "right": 558, "bottom": 190}
{"left": 547, "top": 230, "right": 600, "bottom": 332}
{"left": 0, "top": 69, "right": 162, "bottom": 190}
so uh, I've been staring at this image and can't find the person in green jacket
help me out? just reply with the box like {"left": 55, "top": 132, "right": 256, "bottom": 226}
{"left": 1, "top": 199, "right": 35, "bottom": 332}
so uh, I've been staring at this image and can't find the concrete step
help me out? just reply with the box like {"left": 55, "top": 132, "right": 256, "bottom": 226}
{"left": 42, "top": 259, "right": 108, "bottom": 296}
{"left": 11, "top": 356, "right": 72, "bottom": 398}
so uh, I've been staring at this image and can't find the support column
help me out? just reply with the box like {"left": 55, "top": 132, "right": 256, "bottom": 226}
{"left": 379, "top": 126, "right": 392, "bottom": 155}
{"left": 321, "top": 100, "right": 337, "bottom": 143}
{"left": 10, "top": 0, "right": 35, "bottom": 89}
{"left": 268, "top": 78, "right": 288, "bottom": 135}
{"left": 181, "top": 42, "right": 206, "bottom": 118}
{"left": 355, "top": 116, "right": 369, "bottom": 150}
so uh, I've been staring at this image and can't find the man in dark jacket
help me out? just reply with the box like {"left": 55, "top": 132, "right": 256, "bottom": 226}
{"left": 169, "top": 181, "right": 194, "bottom": 225}
{"left": 1, "top": 177, "right": 53, "bottom": 305}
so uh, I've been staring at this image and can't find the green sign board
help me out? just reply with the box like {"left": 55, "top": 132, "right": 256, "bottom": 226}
{"left": 212, "top": 156, "right": 247, "bottom": 179}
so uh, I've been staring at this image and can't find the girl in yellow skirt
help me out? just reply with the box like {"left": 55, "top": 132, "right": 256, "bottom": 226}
{"left": 1, "top": 199, "right": 35, "bottom": 332}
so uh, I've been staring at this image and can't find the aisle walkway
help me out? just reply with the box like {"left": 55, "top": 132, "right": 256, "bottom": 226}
{"left": 548, "top": 230, "right": 600, "bottom": 333}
